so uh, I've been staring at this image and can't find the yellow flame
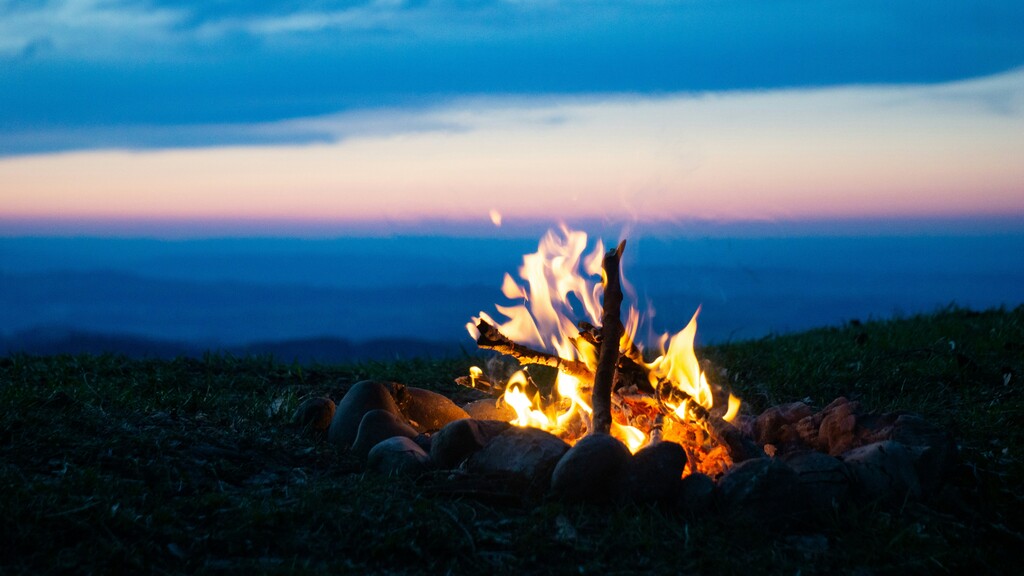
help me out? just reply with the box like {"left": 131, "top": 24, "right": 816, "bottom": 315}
{"left": 613, "top": 422, "right": 647, "bottom": 454}
{"left": 723, "top": 394, "right": 741, "bottom": 423}
{"left": 470, "top": 225, "right": 741, "bottom": 455}
{"left": 489, "top": 209, "right": 502, "bottom": 227}
{"left": 504, "top": 372, "right": 551, "bottom": 429}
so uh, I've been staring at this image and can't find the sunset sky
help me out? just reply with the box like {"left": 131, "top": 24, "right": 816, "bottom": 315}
{"left": 2, "top": 1, "right": 1023, "bottom": 236}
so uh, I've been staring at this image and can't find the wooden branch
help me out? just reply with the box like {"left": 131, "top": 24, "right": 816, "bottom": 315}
{"left": 474, "top": 319, "right": 593, "bottom": 379}
{"left": 592, "top": 239, "right": 626, "bottom": 435}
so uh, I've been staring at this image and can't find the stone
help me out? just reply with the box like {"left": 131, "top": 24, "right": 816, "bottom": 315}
{"left": 412, "top": 433, "right": 432, "bottom": 454}
{"left": 430, "top": 419, "right": 511, "bottom": 469}
{"left": 890, "top": 414, "right": 957, "bottom": 496}
{"left": 676, "top": 473, "right": 716, "bottom": 516}
{"left": 468, "top": 426, "right": 570, "bottom": 491}
{"left": 366, "top": 436, "right": 431, "bottom": 477}
{"left": 350, "top": 409, "right": 419, "bottom": 459}
{"left": 630, "top": 441, "right": 688, "bottom": 504}
{"left": 327, "top": 380, "right": 403, "bottom": 449}
{"left": 718, "top": 457, "right": 807, "bottom": 526}
{"left": 462, "top": 398, "right": 516, "bottom": 422}
{"left": 550, "top": 433, "right": 632, "bottom": 504}
{"left": 399, "top": 387, "right": 471, "bottom": 433}
{"left": 290, "top": 397, "right": 336, "bottom": 433}
{"left": 841, "top": 440, "right": 922, "bottom": 506}
{"left": 816, "top": 399, "right": 861, "bottom": 455}
{"left": 781, "top": 449, "right": 851, "bottom": 514}
{"left": 754, "top": 402, "right": 814, "bottom": 448}
{"left": 776, "top": 401, "right": 815, "bottom": 423}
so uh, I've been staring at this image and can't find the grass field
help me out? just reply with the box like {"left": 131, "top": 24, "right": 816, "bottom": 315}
{"left": 1, "top": 306, "right": 1022, "bottom": 574}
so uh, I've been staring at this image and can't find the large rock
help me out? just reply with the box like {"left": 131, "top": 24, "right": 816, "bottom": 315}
{"left": 350, "top": 409, "right": 419, "bottom": 459}
{"left": 891, "top": 414, "right": 957, "bottom": 497}
{"left": 718, "top": 457, "right": 807, "bottom": 526}
{"left": 367, "top": 436, "right": 431, "bottom": 477}
{"left": 676, "top": 473, "right": 716, "bottom": 516}
{"left": 430, "top": 419, "right": 511, "bottom": 469}
{"left": 780, "top": 450, "right": 851, "bottom": 514}
{"left": 462, "top": 398, "right": 516, "bottom": 422}
{"left": 630, "top": 441, "right": 688, "bottom": 504}
{"left": 550, "top": 433, "right": 632, "bottom": 504}
{"left": 327, "top": 381, "right": 404, "bottom": 448}
{"left": 398, "top": 386, "right": 471, "bottom": 433}
{"left": 840, "top": 440, "right": 921, "bottom": 506}
{"left": 468, "top": 426, "right": 570, "bottom": 491}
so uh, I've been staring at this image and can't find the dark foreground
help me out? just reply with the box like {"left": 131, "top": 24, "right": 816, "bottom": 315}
{"left": 1, "top": 306, "right": 1022, "bottom": 575}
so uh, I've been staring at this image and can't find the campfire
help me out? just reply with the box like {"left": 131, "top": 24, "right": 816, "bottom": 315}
{"left": 459, "top": 225, "right": 741, "bottom": 477}
{"left": 299, "top": 224, "right": 958, "bottom": 514}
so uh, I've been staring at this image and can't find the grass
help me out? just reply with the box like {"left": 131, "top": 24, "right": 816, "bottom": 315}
{"left": 1, "top": 305, "right": 1022, "bottom": 574}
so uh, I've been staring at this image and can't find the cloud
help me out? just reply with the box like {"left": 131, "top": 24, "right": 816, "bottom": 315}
{"left": 1, "top": 0, "right": 1022, "bottom": 153}
{"left": 2, "top": 68, "right": 1021, "bottom": 229}
{"left": 0, "top": 0, "right": 186, "bottom": 59}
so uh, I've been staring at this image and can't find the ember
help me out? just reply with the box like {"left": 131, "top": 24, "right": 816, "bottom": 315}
{"left": 463, "top": 225, "right": 741, "bottom": 476}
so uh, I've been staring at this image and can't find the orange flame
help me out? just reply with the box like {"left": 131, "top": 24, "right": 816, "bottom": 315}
{"left": 469, "top": 225, "right": 740, "bottom": 461}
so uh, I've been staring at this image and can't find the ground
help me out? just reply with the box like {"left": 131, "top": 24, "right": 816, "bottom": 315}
{"left": 1, "top": 306, "right": 1022, "bottom": 574}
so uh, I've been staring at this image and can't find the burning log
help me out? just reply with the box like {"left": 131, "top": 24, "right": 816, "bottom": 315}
{"left": 473, "top": 318, "right": 593, "bottom": 380}
{"left": 592, "top": 240, "right": 626, "bottom": 435}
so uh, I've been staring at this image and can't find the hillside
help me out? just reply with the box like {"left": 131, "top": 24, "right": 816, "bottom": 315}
{"left": 1, "top": 306, "right": 1021, "bottom": 574}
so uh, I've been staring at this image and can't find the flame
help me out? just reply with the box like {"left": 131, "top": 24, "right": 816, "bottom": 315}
{"left": 470, "top": 225, "right": 741, "bottom": 470}
{"left": 504, "top": 371, "right": 550, "bottom": 429}
{"left": 613, "top": 422, "right": 647, "bottom": 453}
{"left": 489, "top": 209, "right": 503, "bottom": 227}
{"left": 723, "top": 394, "right": 742, "bottom": 423}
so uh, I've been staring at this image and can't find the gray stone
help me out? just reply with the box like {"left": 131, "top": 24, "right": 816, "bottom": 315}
{"left": 290, "top": 397, "right": 336, "bottom": 433}
{"left": 399, "top": 386, "right": 471, "bottom": 433}
{"left": 412, "top": 433, "right": 432, "bottom": 454}
{"left": 462, "top": 398, "right": 516, "bottom": 422}
{"left": 891, "top": 414, "right": 957, "bottom": 496}
{"left": 630, "top": 441, "right": 688, "bottom": 504}
{"left": 840, "top": 440, "right": 921, "bottom": 506}
{"left": 550, "top": 433, "right": 632, "bottom": 504}
{"left": 676, "top": 473, "right": 716, "bottom": 516}
{"left": 327, "top": 380, "right": 403, "bottom": 449}
{"left": 781, "top": 449, "right": 851, "bottom": 514}
{"left": 350, "top": 409, "right": 419, "bottom": 459}
{"left": 718, "top": 457, "right": 807, "bottom": 525}
{"left": 468, "top": 426, "right": 570, "bottom": 491}
{"left": 429, "top": 418, "right": 511, "bottom": 469}
{"left": 366, "top": 436, "right": 431, "bottom": 477}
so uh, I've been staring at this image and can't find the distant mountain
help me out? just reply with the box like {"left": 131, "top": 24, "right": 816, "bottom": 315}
{"left": 0, "top": 326, "right": 463, "bottom": 365}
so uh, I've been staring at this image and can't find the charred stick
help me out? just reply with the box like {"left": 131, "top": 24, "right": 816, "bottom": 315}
{"left": 474, "top": 319, "right": 593, "bottom": 379}
{"left": 592, "top": 239, "right": 627, "bottom": 435}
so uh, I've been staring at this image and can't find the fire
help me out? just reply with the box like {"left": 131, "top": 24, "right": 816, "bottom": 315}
{"left": 468, "top": 225, "right": 741, "bottom": 475}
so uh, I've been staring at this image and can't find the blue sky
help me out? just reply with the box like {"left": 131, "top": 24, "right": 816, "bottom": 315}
{"left": 1, "top": 1, "right": 1023, "bottom": 235}
{"left": 3, "top": 1, "right": 1022, "bottom": 154}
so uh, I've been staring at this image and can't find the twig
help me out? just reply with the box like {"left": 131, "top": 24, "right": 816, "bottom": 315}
{"left": 474, "top": 319, "right": 593, "bottom": 379}
{"left": 592, "top": 239, "right": 626, "bottom": 435}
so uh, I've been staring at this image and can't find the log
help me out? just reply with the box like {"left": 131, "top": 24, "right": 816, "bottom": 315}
{"left": 474, "top": 319, "right": 593, "bottom": 379}
{"left": 592, "top": 240, "right": 626, "bottom": 435}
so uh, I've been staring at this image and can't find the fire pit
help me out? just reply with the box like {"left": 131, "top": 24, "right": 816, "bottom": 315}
{"left": 460, "top": 225, "right": 742, "bottom": 478}
{"left": 301, "top": 226, "right": 957, "bottom": 517}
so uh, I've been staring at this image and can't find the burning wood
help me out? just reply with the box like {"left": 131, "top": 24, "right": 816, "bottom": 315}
{"left": 472, "top": 318, "right": 592, "bottom": 379}
{"left": 591, "top": 239, "right": 626, "bottom": 435}
{"left": 461, "top": 225, "right": 742, "bottom": 475}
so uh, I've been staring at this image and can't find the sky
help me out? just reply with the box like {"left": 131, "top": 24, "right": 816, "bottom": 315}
{"left": 1, "top": 1, "right": 1023, "bottom": 235}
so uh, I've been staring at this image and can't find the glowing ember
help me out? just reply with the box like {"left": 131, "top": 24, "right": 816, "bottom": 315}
{"left": 467, "top": 225, "right": 741, "bottom": 476}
